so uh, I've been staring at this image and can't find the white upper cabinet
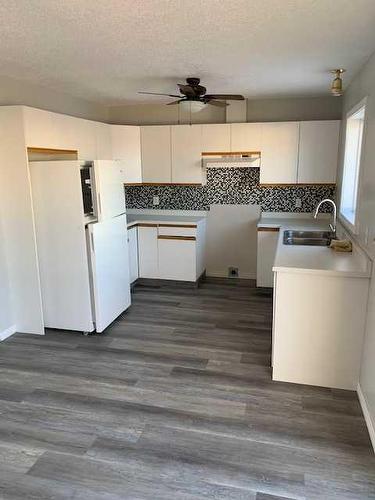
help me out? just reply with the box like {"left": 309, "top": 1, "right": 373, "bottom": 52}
{"left": 23, "top": 107, "right": 97, "bottom": 160}
{"left": 73, "top": 119, "right": 97, "bottom": 160}
{"left": 141, "top": 126, "right": 171, "bottom": 183}
{"left": 230, "top": 123, "right": 262, "bottom": 152}
{"left": 111, "top": 125, "right": 142, "bottom": 183}
{"left": 171, "top": 125, "right": 203, "bottom": 184}
{"left": 201, "top": 124, "right": 230, "bottom": 152}
{"left": 260, "top": 122, "right": 299, "bottom": 184}
{"left": 297, "top": 120, "right": 340, "bottom": 184}
{"left": 95, "top": 122, "right": 112, "bottom": 160}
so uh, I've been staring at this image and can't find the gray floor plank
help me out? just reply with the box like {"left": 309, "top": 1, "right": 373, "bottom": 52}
{"left": 0, "top": 277, "right": 373, "bottom": 499}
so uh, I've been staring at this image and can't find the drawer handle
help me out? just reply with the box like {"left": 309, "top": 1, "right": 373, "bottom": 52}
{"left": 158, "top": 235, "right": 196, "bottom": 241}
{"left": 158, "top": 224, "right": 197, "bottom": 228}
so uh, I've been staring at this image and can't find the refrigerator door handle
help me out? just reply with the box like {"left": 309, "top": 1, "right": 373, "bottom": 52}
{"left": 91, "top": 232, "right": 95, "bottom": 253}
{"left": 97, "top": 192, "right": 102, "bottom": 219}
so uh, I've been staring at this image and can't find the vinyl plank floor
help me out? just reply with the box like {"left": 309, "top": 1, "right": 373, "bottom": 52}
{"left": 0, "top": 277, "right": 374, "bottom": 499}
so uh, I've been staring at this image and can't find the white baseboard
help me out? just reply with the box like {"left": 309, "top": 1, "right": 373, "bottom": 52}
{"left": 206, "top": 271, "right": 256, "bottom": 280}
{"left": 0, "top": 324, "right": 17, "bottom": 341}
{"left": 357, "top": 383, "right": 375, "bottom": 453}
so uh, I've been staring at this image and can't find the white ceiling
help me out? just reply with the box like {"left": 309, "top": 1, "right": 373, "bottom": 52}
{"left": 0, "top": 0, "right": 375, "bottom": 105}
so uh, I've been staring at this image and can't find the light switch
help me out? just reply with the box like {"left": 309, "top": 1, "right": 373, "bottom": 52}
{"left": 153, "top": 195, "right": 160, "bottom": 206}
{"left": 295, "top": 198, "right": 302, "bottom": 209}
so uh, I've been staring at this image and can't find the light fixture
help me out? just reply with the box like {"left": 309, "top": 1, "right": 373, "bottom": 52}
{"left": 178, "top": 100, "right": 207, "bottom": 125}
{"left": 179, "top": 100, "right": 206, "bottom": 113}
{"left": 330, "top": 69, "right": 346, "bottom": 96}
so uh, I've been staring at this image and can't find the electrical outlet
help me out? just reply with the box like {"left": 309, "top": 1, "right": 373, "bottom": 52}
{"left": 295, "top": 198, "right": 302, "bottom": 209}
{"left": 228, "top": 267, "right": 239, "bottom": 278}
{"left": 153, "top": 195, "right": 160, "bottom": 206}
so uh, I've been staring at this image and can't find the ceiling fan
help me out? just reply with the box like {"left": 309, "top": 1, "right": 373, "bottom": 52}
{"left": 138, "top": 77, "right": 245, "bottom": 107}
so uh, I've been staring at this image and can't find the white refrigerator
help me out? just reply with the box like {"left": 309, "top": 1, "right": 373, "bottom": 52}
{"left": 30, "top": 160, "right": 131, "bottom": 334}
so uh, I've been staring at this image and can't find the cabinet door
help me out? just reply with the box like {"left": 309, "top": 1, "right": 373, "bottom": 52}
{"left": 171, "top": 125, "right": 203, "bottom": 183}
{"left": 298, "top": 121, "right": 340, "bottom": 184}
{"left": 256, "top": 228, "right": 279, "bottom": 287}
{"left": 74, "top": 119, "right": 97, "bottom": 160}
{"left": 158, "top": 237, "right": 196, "bottom": 281}
{"left": 141, "top": 126, "right": 171, "bottom": 183}
{"left": 111, "top": 125, "right": 142, "bottom": 183}
{"left": 138, "top": 226, "right": 159, "bottom": 278}
{"left": 260, "top": 122, "right": 299, "bottom": 184}
{"left": 23, "top": 108, "right": 58, "bottom": 148}
{"left": 231, "top": 123, "right": 262, "bottom": 152}
{"left": 127, "top": 226, "right": 139, "bottom": 283}
{"left": 52, "top": 115, "right": 96, "bottom": 159}
{"left": 201, "top": 124, "right": 230, "bottom": 152}
{"left": 95, "top": 122, "right": 112, "bottom": 160}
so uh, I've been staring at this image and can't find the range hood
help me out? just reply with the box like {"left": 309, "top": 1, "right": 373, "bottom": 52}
{"left": 201, "top": 151, "right": 261, "bottom": 168}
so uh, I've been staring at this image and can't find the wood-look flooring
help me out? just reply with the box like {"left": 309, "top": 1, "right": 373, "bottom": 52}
{"left": 0, "top": 277, "right": 374, "bottom": 499}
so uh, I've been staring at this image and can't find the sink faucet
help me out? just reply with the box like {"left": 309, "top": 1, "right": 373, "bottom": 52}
{"left": 313, "top": 199, "right": 337, "bottom": 236}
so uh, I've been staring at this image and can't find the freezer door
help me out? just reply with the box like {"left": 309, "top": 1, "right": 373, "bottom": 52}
{"left": 88, "top": 214, "right": 131, "bottom": 332}
{"left": 94, "top": 160, "right": 126, "bottom": 220}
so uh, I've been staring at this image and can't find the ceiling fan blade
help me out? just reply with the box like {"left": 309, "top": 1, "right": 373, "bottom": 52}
{"left": 138, "top": 91, "right": 182, "bottom": 98}
{"left": 204, "top": 94, "right": 245, "bottom": 100}
{"left": 206, "top": 100, "right": 228, "bottom": 107}
{"left": 166, "top": 99, "right": 186, "bottom": 105}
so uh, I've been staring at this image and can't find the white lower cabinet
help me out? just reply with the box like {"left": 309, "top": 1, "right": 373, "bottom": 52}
{"left": 135, "top": 221, "right": 206, "bottom": 282}
{"left": 127, "top": 226, "right": 139, "bottom": 283}
{"left": 158, "top": 237, "right": 196, "bottom": 281}
{"left": 272, "top": 271, "right": 369, "bottom": 390}
{"left": 256, "top": 228, "right": 279, "bottom": 287}
{"left": 137, "top": 225, "right": 159, "bottom": 278}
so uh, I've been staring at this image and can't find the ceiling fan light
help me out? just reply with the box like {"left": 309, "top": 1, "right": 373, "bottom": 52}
{"left": 330, "top": 69, "right": 345, "bottom": 96}
{"left": 179, "top": 100, "right": 206, "bottom": 113}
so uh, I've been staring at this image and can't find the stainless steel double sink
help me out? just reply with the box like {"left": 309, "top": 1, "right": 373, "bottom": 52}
{"left": 283, "top": 230, "right": 333, "bottom": 246}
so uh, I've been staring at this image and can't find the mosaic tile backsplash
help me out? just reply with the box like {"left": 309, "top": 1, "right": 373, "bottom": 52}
{"left": 125, "top": 167, "right": 335, "bottom": 212}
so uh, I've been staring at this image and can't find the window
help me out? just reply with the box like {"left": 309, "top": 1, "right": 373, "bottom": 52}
{"left": 340, "top": 99, "right": 366, "bottom": 231}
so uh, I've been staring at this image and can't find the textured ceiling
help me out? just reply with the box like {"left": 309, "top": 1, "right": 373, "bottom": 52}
{"left": 0, "top": 0, "right": 375, "bottom": 105}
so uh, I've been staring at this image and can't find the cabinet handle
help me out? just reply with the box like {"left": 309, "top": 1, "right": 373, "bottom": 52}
{"left": 157, "top": 235, "right": 196, "bottom": 241}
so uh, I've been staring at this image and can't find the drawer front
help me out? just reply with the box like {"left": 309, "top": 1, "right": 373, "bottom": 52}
{"left": 158, "top": 225, "right": 197, "bottom": 238}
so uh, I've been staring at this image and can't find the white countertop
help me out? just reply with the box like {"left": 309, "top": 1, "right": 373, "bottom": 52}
{"left": 127, "top": 214, "right": 206, "bottom": 226}
{"left": 258, "top": 215, "right": 371, "bottom": 278}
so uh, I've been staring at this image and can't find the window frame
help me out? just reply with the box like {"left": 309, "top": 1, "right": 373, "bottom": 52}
{"left": 339, "top": 97, "right": 367, "bottom": 234}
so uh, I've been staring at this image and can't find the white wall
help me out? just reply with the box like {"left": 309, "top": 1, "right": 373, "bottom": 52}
{"left": 0, "top": 106, "right": 44, "bottom": 335}
{"left": 108, "top": 102, "right": 226, "bottom": 125}
{"left": 108, "top": 96, "right": 342, "bottom": 125}
{"left": 206, "top": 205, "right": 260, "bottom": 279}
{"left": 246, "top": 96, "right": 342, "bottom": 122}
{"left": 337, "top": 49, "right": 375, "bottom": 448}
{"left": 0, "top": 215, "right": 14, "bottom": 334}
{"left": 0, "top": 74, "right": 108, "bottom": 122}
